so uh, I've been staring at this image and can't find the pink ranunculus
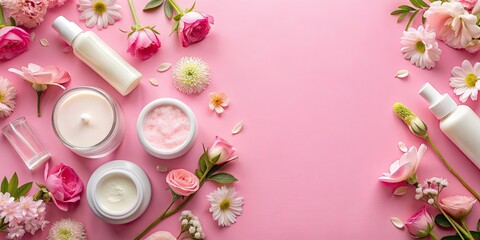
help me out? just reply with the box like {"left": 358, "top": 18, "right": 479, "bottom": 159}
{"left": 145, "top": 231, "right": 177, "bottom": 240}
{"left": 439, "top": 195, "right": 477, "bottom": 219}
{"left": 379, "top": 144, "right": 427, "bottom": 184}
{"left": 425, "top": 1, "right": 480, "bottom": 49}
{"left": 178, "top": 11, "right": 214, "bottom": 47}
{"left": 0, "top": 26, "right": 30, "bottom": 60}
{"left": 208, "top": 136, "right": 238, "bottom": 164}
{"left": 127, "top": 28, "right": 161, "bottom": 60}
{"left": 405, "top": 206, "right": 435, "bottom": 238}
{"left": 166, "top": 169, "right": 199, "bottom": 197}
{"left": 45, "top": 163, "right": 84, "bottom": 211}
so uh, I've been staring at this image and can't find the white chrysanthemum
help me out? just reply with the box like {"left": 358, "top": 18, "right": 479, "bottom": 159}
{"left": 450, "top": 60, "right": 480, "bottom": 102}
{"left": 207, "top": 186, "right": 243, "bottom": 227}
{"left": 47, "top": 219, "right": 86, "bottom": 240}
{"left": 173, "top": 57, "right": 210, "bottom": 94}
{"left": 0, "top": 77, "right": 17, "bottom": 119}
{"left": 401, "top": 25, "right": 441, "bottom": 69}
{"left": 77, "top": 0, "right": 121, "bottom": 30}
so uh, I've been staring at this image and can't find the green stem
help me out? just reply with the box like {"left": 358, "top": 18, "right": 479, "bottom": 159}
{"left": 128, "top": 0, "right": 141, "bottom": 26}
{"left": 168, "top": 0, "right": 183, "bottom": 14}
{"left": 435, "top": 204, "right": 472, "bottom": 240}
{"left": 0, "top": 5, "right": 6, "bottom": 26}
{"left": 135, "top": 195, "right": 179, "bottom": 240}
{"left": 461, "top": 218, "right": 474, "bottom": 240}
{"left": 425, "top": 136, "right": 480, "bottom": 202}
{"left": 429, "top": 232, "right": 439, "bottom": 240}
{"left": 36, "top": 91, "right": 42, "bottom": 117}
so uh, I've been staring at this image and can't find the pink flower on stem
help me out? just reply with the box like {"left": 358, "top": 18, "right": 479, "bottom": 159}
{"left": 127, "top": 28, "right": 161, "bottom": 60}
{"left": 439, "top": 195, "right": 477, "bottom": 219}
{"left": 44, "top": 163, "right": 84, "bottom": 211}
{"left": 8, "top": 63, "right": 70, "bottom": 117}
{"left": 379, "top": 144, "right": 427, "bottom": 184}
{"left": 178, "top": 11, "right": 214, "bottom": 47}
{"left": 208, "top": 136, "right": 238, "bottom": 164}
{"left": 166, "top": 169, "right": 199, "bottom": 197}
{"left": 0, "top": 26, "right": 30, "bottom": 61}
{"left": 405, "top": 206, "right": 435, "bottom": 238}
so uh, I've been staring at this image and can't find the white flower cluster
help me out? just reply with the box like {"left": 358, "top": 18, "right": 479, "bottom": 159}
{"left": 179, "top": 210, "right": 206, "bottom": 240}
{"left": 0, "top": 192, "right": 48, "bottom": 239}
{"left": 415, "top": 177, "right": 448, "bottom": 205}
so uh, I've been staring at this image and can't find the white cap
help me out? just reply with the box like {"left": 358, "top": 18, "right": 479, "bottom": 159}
{"left": 419, "top": 82, "right": 457, "bottom": 119}
{"left": 52, "top": 16, "right": 83, "bottom": 45}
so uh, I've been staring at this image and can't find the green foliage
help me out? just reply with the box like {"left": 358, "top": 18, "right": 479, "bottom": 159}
{"left": 9, "top": 17, "right": 15, "bottom": 26}
{"left": 186, "top": 1, "right": 196, "bottom": 13}
{"left": 441, "top": 235, "right": 463, "bottom": 240}
{"left": 391, "top": 0, "right": 430, "bottom": 30}
{"left": 165, "top": 0, "right": 173, "bottom": 19}
{"left": 478, "top": 218, "right": 480, "bottom": 231}
{"left": 435, "top": 213, "right": 452, "bottom": 228}
{"left": 144, "top": 0, "right": 165, "bottom": 10}
{"left": 1, "top": 177, "right": 8, "bottom": 194}
{"left": 1, "top": 173, "right": 33, "bottom": 200}
{"left": 208, "top": 173, "right": 238, "bottom": 184}
{"left": 171, "top": 21, "right": 179, "bottom": 35}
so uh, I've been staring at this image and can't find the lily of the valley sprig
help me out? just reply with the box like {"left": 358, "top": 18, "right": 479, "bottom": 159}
{"left": 392, "top": 102, "right": 480, "bottom": 201}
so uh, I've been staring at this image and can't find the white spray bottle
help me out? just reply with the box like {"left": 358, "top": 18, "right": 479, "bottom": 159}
{"left": 419, "top": 82, "right": 480, "bottom": 169}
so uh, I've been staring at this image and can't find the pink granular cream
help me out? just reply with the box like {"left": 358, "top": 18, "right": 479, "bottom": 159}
{"left": 142, "top": 105, "right": 190, "bottom": 150}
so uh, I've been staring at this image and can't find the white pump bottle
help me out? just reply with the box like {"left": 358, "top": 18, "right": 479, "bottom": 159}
{"left": 419, "top": 82, "right": 480, "bottom": 169}
{"left": 52, "top": 16, "right": 141, "bottom": 96}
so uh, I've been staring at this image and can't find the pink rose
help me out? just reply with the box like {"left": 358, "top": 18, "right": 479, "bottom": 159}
{"left": 178, "top": 11, "right": 214, "bottom": 47}
{"left": 145, "top": 231, "right": 177, "bottom": 240}
{"left": 45, "top": 163, "right": 84, "bottom": 211}
{"left": 439, "top": 195, "right": 477, "bottom": 219}
{"left": 127, "top": 28, "right": 161, "bottom": 60}
{"left": 0, "top": 26, "right": 30, "bottom": 60}
{"left": 208, "top": 136, "right": 238, "bottom": 164}
{"left": 405, "top": 206, "right": 435, "bottom": 238}
{"left": 166, "top": 169, "right": 199, "bottom": 196}
{"left": 379, "top": 144, "right": 427, "bottom": 184}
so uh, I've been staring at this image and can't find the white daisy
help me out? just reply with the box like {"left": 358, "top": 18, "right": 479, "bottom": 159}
{"left": 0, "top": 77, "right": 17, "bottom": 119}
{"left": 450, "top": 60, "right": 480, "bottom": 102}
{"left": 207, "top": 186, "right": 243, "bottom": 227}
{"left": 401, "top": 25, "right": 441, "bottom": 69}
{"left": 173, "top": 57, "right": 210, "bottom": 94}
{"left": 78, "top": 0, "right": 121, "bottom": 30}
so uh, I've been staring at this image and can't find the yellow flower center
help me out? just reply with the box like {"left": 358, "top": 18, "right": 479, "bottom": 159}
{"left": 220, "top": 199, "right": 230, "bottom": 211}
{"left": 212, "top": 96, "right": 223, "bottom": 107}
{"left": 93, "top": 1, "right": 107, "bottom": 15}
{"left": 465, "top": 73, "right": 478, "bottom": 87}
{"left": 0, "top": 92, "right": 4, "bottom": 102}
{"left": 58, "top": 227, "right": 72, "bottom": 240}
{"left": 416, "top": 41, "right": 426, "bottom": 53}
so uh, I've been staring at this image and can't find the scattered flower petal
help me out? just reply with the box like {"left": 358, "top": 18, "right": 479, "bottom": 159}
{"left": 149, "top": 78, "right": 158, "bottom": 86}
{"left": 62, "top": 46, "right": 72, "bottom": 53}
{"left": 395, "top": 69, "right": 409, "bottom": 78}
{"left": 391, "top": 217, "right": 404, "bottom": 229}
{"left": 157, "top": 63, "right": 171, "bottom": 72}
{"left": 30, "top": 32, "right": 36, "bottom": 42}
{"left": 156, "top": 164, "right": 168, "bottom": 172}
{"left": 398, "top": 142, "right": 408, "bottom": 153}
{"left": 40, "top": 38, "right": 49, "bottom": 47}
{"left": 394, "top": 186, "right": 408, "bottom": 196}
{"left": 232, "top": 121, "right": 243, "bottom": 135}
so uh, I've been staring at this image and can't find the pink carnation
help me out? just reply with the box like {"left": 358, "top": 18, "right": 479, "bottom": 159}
{"left": 2, "top": 0, "right": 48, "bottom": 28}
{"left": 47, "top": 0, "right": 68, "bottom": 8}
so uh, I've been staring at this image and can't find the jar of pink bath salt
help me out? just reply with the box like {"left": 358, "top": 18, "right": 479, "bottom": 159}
{"left": 137, "top": 98, "right": 198, "bottom": 159}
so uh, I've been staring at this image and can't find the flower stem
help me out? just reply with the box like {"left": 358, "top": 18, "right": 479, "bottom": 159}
{"left": 425, "top": 135, "right": 480, "bottom": 201}
{"left": 461, "top": 217, "right": 474, "bottom": 240}
{"left": 128, "top": 0, "right": 140, "bottom": 26}
{"left": 435, "top": 204, "right": 472, "bottom": 240}
{"left": 134, "top": 195, "right": 179, "bottom": 240}
{"left": 429, "top": 232, "right": 439, "bottom": 240}
{"left": 36, "top": 91, "right": 42, "bottom": 117}
{"left": 0, "top": 5, "right": 6, "bottom": 26}
{"left": 168, "top": 0, "right": 183, "bottom": 15}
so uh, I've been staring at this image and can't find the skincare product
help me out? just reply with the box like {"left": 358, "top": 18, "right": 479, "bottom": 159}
{"left": 86, "top": 160, "right": 151, "bottom": 224}
{"left": 52, "top": 16, "right": 142, "bottom": 96}
{"left": 419, "top": 82, "right": 480, "bottom": 169}
{"left": 137, "top": 98, "right": 198, "bottom": 159}
{"left": 52, "top": 87, "right": 125, "bottom": 158}
{"left": 2, "top": 117, "right": 50, "bottom": 170}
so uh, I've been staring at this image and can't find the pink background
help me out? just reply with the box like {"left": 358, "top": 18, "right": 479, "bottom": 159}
{"left": 2, "top": 0, "right": 480, "bottom": 239}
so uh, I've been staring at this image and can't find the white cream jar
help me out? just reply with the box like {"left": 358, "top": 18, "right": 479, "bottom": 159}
{"left": 137, "top": 98, "right": 198, "bottom": 159}
{"left": 86, "top": 160, "right": 151, "bottom": 224}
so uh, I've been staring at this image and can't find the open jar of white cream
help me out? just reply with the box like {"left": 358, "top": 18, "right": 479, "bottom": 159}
{"left": 86, "top": 160, "right": 151, "bottom": 224}
{"left": 136, "top": 98, "right": 198, "bottom": 159}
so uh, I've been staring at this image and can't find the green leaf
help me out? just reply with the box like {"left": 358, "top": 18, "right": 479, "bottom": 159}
{"left": 8, "top": 173, "right": 18, "bottom": 197}
{"left": 208, "top": 173, "right": 238, "bottom": 184}
{"left": 416, "top": 0, "right": 429, "bottom": 8}
{"left": 16, "top": 182, "right": 32, "bottom": 197}
{"left": 398, "top": 12, "right": 409, "bottom": 22}
{"left": 9, "top": 17, "right": 15, "bottom": 26}
{"left": 164, "top": 0, "right": 173, "bottom": 19}
{"left": 441, "top": 235, "right": 462, "bottom": 240}
{"left": 195, "top": 169, "right": 203, "bottom": 179}
{"left": 478, "top": 219, "right": 480, "bottom": 231}
{"left": 170, "top": 21, "right": 179, "bottom": 35}
{"left": 174, "top": 14, "right": 183, "bottom": 21}
{"left": 391, "top": 9, "right": 407, "bottom": 15}
{"left": 399, "top": 5, "right": 416, "bottom": 11}
{"left": 199, "top": 152, "right": 208, "bottom": 172}
{"left": 1, "top": 177, "right": 8, "bottom": 194}
{"left": 186, "top": 1, "right": 196, "bottom": 12}
{"left": 435, "top": 214, "right": 452, "bottom": 228}
{"left": 471, "top": 231, "right": 480, "bottom": 238}
{"left": 409, "top": 0, "right": 422, "bottom": 8}
{"left": 144, "top": 0, "right": 164, "bottom": 10}
{"left": 422, "top": 15, "right": 426, "bottom": 24}
{"left": 207, "top": 161, "right": 231, "bottom": 178}
{"left": 405, "top": 10, "right": 419, "bottom": 30}
{"left": 210, "top": 154, "right": 221, "bottom": 165}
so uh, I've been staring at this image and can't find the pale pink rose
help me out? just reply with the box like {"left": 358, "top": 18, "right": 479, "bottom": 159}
{"left": 127, "top": 28, "right": 161, "bottom": 60}
{"left": 439, "top": 195, "right": 477, "bottom": 219}
{"left": 425, "top": 1, "right": 480, "bottom": 48}
{"left": 145, "top": 231, "right": 177, "bottom": 240}
{"left": 208, "top": 136, "right": 238, "bottom": 164}
{"left": 166, "top": 169, "right": 199, "bottom": 196}
{"left": 45, "top": 163, "right": 84, "bottom": 211}
{"left": 0, "top": 26, "right": 30, "bottom": 60}
{"left": 405, "top": 206, "right": 435, "bottom": 238}
{"left": 178, "top": 11, "right": 214, "bottom": 47}
{"left": 379, "top": 144, "right": 427, "bottom": 184}
{"left": 458, "top": 0, "right": 477, "bottom": 11}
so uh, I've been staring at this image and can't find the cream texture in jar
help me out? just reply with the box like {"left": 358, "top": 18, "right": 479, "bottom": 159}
{"left": 142, "top": 105, "right": 190, "bottom": 150}
{"left": 96, "top": 172, "right": 137, "bottom": 215}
